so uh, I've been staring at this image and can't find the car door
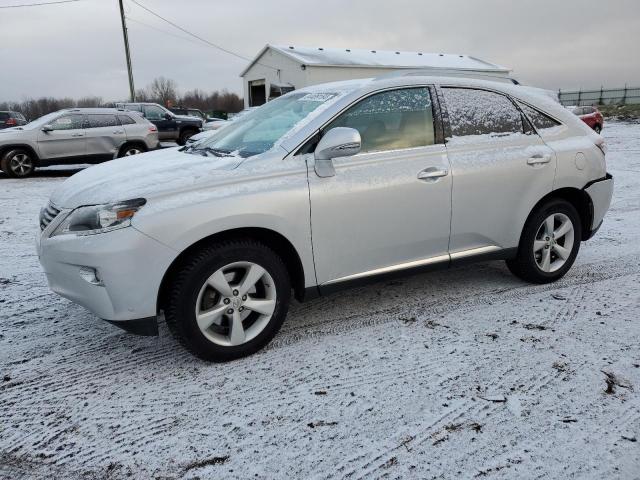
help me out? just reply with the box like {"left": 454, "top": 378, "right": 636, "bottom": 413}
{"left": 84, "top": 113, "right": 126, "bottom": 161}
{"left": 439, "top": 87, "right": 557, "bottom": 256}
{"left": 144, "top": 105, "right": 175, "bottom": 140}
{"left": 307, "top": 86, "right": 452, "bottom": 286}
{"left": 36, "top": 113, "right": 86, "bottom": 160}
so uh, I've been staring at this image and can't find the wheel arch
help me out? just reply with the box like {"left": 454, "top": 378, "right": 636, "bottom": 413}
{"left": 0, "top": 144, "right": 40, "bottom": 163}
{"left": 157, "top": 227, "right": 307, "bottom": 314}
{"left": 521, "top": 188, "right": 593, "bottom": 244}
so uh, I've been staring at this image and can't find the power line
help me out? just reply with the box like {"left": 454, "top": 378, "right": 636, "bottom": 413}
{"left": 0, "top": 0, "right": 86, "bottom": 8}
{"left": 127, "top": 0, "right": 278, "bottom": 71}
{"left": 126, "top": 16, "right": 212, "bottom": 49}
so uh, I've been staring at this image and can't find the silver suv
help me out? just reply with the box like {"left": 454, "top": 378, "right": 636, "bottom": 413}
{"left": 0, "top": 108, "right": 159, "bottom": 178}
{"left": 37, "top": 75, "right": 613, "bottom": 361}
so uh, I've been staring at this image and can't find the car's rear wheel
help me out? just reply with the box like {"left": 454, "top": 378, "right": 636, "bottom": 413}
{"left": 506, "top": 199, "right": 581, "bottom": 284}
{"left": 118, "top": 143, "right": 147, "bottom": 158}
{"left": 165, "top": 240, "right": 291, "bottom": 361}
{"left": 1, "top": 149, "right": 35, "bottom": 178}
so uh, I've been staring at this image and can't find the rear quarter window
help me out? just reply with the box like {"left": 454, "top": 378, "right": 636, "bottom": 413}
{"left": 518, "top": 102, "right": 562, "bottom": 131}
{"left": 118, "top": 115, "right": 136, "bottom": 125}
{"left": 442, "top": 88, "right": 524, "bottom": 140}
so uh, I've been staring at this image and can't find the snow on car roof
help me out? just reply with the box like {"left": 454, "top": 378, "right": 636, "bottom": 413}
{"left": 241, "top": 45, "right": 511, "bottom": 76}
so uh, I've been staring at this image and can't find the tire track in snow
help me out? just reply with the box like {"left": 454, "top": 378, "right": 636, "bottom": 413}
{"left": 271, "top": 255, "right": 640, "bottom": 351}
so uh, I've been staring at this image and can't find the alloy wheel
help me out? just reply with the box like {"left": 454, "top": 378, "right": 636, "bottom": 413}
{"left": 533, "top": 213, "right": 574, "bottom": 273}
{"left": 9, "top": 153, "right": 33, "bottom": 176}
{"left": 195, "top": 261, "right": 276, "bottom": 346}
{"left": 124, "top": 147, "right": 143, "bottom": 156}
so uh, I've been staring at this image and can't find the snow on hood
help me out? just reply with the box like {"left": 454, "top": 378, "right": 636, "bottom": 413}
{"left": 50, "top": 147, "right": 245, "bottom": 208}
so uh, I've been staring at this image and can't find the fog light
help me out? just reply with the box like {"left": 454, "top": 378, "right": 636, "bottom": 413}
{"left": 78, "top": 266, "right": 103, "bottom": 286}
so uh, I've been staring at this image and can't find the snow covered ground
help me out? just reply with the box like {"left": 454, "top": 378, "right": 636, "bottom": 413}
{"left": 1, "top": 122, "right": 639, "bottom": 479}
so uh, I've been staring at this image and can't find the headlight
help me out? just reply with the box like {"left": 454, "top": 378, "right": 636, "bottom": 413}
{"left": 51, "top": 198, "right": 146, "bottom": 237}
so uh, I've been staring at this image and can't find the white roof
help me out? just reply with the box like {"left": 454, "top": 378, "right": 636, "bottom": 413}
{"left": 240, "top": 44, "right": 510, "bottom": 77}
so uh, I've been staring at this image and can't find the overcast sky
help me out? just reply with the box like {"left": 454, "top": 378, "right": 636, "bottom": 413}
{"left": 2, "top": 0, "right": 639, "bottom": 102}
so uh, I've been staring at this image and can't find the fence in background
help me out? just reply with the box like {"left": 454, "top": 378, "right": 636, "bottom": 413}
{"left": 558, "top": 85, "right": 640, "bottom": 106}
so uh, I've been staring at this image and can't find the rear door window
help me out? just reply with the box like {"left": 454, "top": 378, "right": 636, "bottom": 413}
{"left": 442, "top": 87, "right": 524, "bottom": 140}
{"left": 326, "top": 87, "right": 436, "bottom": 153}
{"left": 87, "top": 114, "right": 119, "bottom": 128}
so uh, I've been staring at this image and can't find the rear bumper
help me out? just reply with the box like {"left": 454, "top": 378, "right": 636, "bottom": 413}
{"left": 584, "top": 173, "right": 614, "bottom": 238}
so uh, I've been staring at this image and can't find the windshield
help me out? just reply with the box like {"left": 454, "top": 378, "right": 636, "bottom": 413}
{"left": 191, "top": 92, "right": 340, "bottom": 158}
{"left": 23, "top": 111, "right": 64, "bottom": 129}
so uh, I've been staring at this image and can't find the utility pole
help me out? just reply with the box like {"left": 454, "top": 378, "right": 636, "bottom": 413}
{"left": 118, "top": 0, "right": 135, "bottom": 101}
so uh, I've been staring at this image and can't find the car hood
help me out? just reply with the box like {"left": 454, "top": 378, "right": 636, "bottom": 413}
{"left": 50, "top": 147, "right": 247, "bottom": 208}
{"left": 174, "top": 114, "right": 201, "bottom": 123}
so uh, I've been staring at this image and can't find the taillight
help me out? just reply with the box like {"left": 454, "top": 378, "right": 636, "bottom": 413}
{"left": 6, "top": 118, "right": 17, "bottom": 126}
{"left": 149, "top": 126, "right": 157, "bottom": 132}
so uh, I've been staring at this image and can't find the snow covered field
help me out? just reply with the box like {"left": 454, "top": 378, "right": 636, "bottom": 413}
{"left": 1, "top": 122, "right": 639, "bottom": 479}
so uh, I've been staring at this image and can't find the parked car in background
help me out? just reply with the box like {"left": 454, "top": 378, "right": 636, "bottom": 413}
{"left": 201, "top": 119, "right": 228, "bottom": 131}
{"left": 0, "top": 111, "right": 28, "bottom": 129}
{"left": 117, "top": 102, "right": 202, "bottom": 145}
{"left": 0, "top": 108, "right": 159, "bottom": 178}
{"left": 200, "top": 107, "right": 258, "bottom": 132}
{"left": 38, "top": 76, "right": 613, "bottom": 361}
{"left": 169, "top": 106, "right": 225, "bottom": 123}
{"left": 185, "top": 129, "right": 217, "bottom": 145}
{"left": 569, "top": 105, "right": 604, "bottom": 133}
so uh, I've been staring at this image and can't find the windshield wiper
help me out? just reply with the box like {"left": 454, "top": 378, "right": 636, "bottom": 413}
{"left": 190, "top": 146, "right": 234, "bottom": 157}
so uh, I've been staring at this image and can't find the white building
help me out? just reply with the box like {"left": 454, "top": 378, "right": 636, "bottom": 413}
{"left": 240, "top": 45, "right": 511, "bottom": 107}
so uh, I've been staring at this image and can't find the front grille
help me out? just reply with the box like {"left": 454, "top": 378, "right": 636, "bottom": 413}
{"left": 40, "top": 202, "right": 61, "bottom": 231}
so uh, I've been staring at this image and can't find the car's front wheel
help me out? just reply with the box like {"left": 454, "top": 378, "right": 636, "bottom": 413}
{"left": 1, "top": 149, "right": 36, "bottom": 178}
{"left": 165, "top": 240, "right": 291, "bottom": 361}
{"left": 507, "top": 199, "right": 582, "bottom": 284}
{"left": 178, "top": 129, "right": 197, "bottom": 146}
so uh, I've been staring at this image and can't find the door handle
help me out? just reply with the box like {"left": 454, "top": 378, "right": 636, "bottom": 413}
{"left": 527, "top": 154, "right": 551, "bottom": 165}
{"left": 113, "top": 130, "right": 124, "bottom": 134}
{"left": 71, "top": 133, "right": 84, "bottom": 137}
{"left": 417, "top": 168, "right": 449, "bottom": 181}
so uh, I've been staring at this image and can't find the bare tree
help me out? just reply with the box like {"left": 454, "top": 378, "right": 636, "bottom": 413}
{"left": 1, "top": 77, "right": 244, "bottom": 120}
{"left": 149, "top": 77, "right": 177, "bottom": 107}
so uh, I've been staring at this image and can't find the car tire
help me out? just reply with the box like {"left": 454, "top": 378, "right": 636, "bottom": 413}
{"left": 165, "top": 239, "right": 291, "bottom": 361}
{"left": 178, "top": 129, "right": 197, "bottom": 146}
{"left": 506, "top": 199, "right": 582, "bottom": 284}
{"left": 1, "top": 149, "right": 36, "bottom": 178}
{"left": 118, "top": 143, "right": 147, "bottom": 158}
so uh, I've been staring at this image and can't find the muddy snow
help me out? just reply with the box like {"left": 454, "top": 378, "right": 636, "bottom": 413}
{"left": 1, "top": 122, "right": 639, "bottom": 479}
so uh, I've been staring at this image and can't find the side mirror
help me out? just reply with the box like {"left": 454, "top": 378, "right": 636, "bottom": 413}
{"left": 164, "top": 112, "right": 173, "bottom": 120}
{"left": 41, "top": 125, "right": 53, "bottom": 132}
{"left": 314, "top": 127, "right": 361, "bottom": 178}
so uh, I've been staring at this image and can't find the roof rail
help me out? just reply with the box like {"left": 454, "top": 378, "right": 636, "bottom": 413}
{"left": 374, "top": 68, "right": 520, "bottom": 85}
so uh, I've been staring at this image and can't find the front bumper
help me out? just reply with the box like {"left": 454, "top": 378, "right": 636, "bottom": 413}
{"left": 37, "top": 219, "right": 176, "bottom": 327}
{"left": 584, "top": 173, "right": 614, "bottom": 237}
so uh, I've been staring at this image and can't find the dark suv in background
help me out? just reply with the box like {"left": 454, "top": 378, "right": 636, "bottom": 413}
{"left": 116, "top": 103, "right": 202, "bottom": 145}
{"left": 0, "top": 111, "right": 28, "bottom": 129}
